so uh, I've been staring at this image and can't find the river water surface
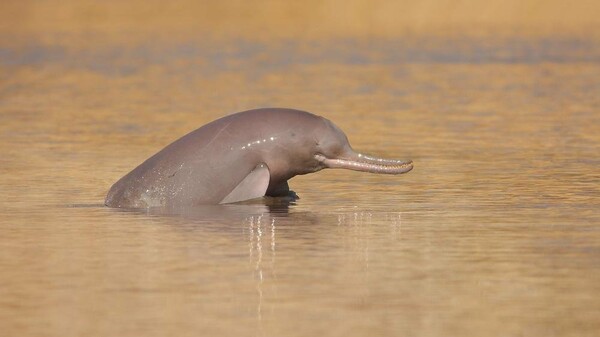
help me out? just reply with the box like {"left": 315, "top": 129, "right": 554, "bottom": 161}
{"left": 1, "top": 22, "right": 600, "bottom": 337}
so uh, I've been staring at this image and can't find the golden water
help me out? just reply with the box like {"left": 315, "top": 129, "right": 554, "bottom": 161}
{"left": 1, "top": 2, "right": 600, "bottom": 337}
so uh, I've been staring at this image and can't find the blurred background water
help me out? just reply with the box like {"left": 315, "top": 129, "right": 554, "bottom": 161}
{"left": 1, "top": 1, "right": 599, "bottom": 336}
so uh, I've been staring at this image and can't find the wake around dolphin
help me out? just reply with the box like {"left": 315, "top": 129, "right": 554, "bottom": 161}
{"left": 105, "top": 108, "right": 413, "bottom": 208}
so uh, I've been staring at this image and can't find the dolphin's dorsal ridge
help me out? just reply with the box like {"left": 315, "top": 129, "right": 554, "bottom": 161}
{"left": 219, "top": 163, "right": 270, "bottom": 204}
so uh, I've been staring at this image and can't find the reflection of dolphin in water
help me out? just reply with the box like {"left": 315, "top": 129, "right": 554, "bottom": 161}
{"left": 105, "top": 108, "right": 412, "bottom": 208}
{"left": 147, "top": 197, "right": 293, "bottom": 220}
{"left": 105, "top": 201, "right": 403, "bottom": 331}
{"left": 108, "top": 197, "right": 295, "bottom": 229}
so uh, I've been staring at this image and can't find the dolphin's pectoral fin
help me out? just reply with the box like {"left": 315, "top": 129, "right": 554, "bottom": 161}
{"left": 219, "top": 163, "right": 270, "bottom": 204}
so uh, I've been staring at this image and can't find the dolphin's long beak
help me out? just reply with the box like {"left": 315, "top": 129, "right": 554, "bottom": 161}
{"left": 315, "top": 151, "right": 413, "bottom": 174}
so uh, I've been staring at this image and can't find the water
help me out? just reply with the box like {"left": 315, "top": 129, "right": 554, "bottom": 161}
{"left": 1, "top": 14, "right": 600, "bottom": 337}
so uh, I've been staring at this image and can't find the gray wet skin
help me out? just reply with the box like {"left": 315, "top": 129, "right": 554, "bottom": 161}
{"left": 105, "top": 108, "right": 413, "bottom": 208}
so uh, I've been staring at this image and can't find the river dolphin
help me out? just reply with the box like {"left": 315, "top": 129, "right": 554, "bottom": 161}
{"left": 105, "top": 108, "right": 413, "bottom": 208}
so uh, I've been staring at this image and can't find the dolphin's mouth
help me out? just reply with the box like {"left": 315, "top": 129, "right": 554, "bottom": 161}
{"left": 315, "top": 153, "right": 413, "bottom": 174}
